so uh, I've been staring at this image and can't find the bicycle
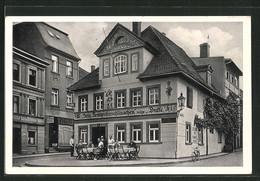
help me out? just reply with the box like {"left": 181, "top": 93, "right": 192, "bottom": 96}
{"left": 191, "top": 146, "right": 200, "bottom": 161}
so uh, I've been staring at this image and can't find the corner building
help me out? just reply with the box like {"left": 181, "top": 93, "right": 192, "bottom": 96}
{"left": 69, "top": 23, "right": 225, "bottom": 158}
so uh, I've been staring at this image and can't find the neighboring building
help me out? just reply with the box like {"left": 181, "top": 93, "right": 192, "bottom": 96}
{"left": 79, "top": 66, "right": 89, "bottom": 80}
{"left": 68, "top": 23, "right": 226, "bottom": 158}
{"left": 192, "top": 43, "right": 243, "bottom": 149}
{"left": 13, "top": 22, "right": 81, "bottom": 152}
{"left": 13, "top": 47, "right": 49, "bottom": 154}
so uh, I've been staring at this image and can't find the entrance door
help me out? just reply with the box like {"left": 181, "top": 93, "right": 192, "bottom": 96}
{"left": 92, "top": 127, "right": 106, "bottom": 146}
{"left": 13, "top": 128, "right": 21, "bottom": 153}
{"left": 49, "top": 118, "right": 58, "bottom": 147}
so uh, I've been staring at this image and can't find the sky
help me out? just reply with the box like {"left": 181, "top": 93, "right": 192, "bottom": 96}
{"left": 47, "top": 22, "right": 243, "bottom": 87}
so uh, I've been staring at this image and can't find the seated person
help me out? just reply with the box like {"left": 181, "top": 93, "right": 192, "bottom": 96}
{"left": 114, "top": 139, "right": 120, "bottom": 148}
{"left": 128, "top": 140, "right": 137, "bottom": 149}
{"left": 88, "top": 140, "right": 94, "bottom": 148}
{"left": 108, "top": 135, "right": 115, "bottom": 145}
{"left": 97, "top": 138, "right": 104, "bottom": 149}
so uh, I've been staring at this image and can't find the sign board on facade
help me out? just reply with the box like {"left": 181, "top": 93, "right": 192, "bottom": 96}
{"left": 46, "top": 116, "right": 54, "bottom": 123}
{"left": 75, "top": 103, "right": 177, "bottom": 120}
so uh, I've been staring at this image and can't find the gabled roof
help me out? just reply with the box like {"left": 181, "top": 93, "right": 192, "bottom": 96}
{"left": 225, "top": 58, "right": 243, "bottom": 76}
{"left": 79, "top": 67, "right": 89, "bottom": 80}
{"left": 68, "top": 68, "right": 100, "bottom": 91}
{"left": 138, "top": 26, "right": 220, "bottom": 96}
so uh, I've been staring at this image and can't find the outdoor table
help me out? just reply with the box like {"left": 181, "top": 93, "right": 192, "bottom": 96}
{"left": 87, "top": 147, "right": 95, "bottom": 153}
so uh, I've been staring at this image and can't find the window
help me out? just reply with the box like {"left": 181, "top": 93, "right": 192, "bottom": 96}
{"left": 131, "top": 123, "right": 142, "bottom": 143}
{"left": 66, "top": 61, "right": 73, "bottom": 77}
{"left": 51, "top": 89, "right": 59, "bottom": 105}
{"left": 115, "top": 90, "right": 126, "bottom": 108}
{"left": 103, "top": 59, "right": 110, "bottom": 77}
{"left": 226, "top": 70, "right": 229, "bottom": 79}
{"left": 80, "top": 128, "right": 88, "bottom": 144}
{"left": 28, "top": 131, "right": 36, "bottom": 145}
{"left": 13, "top": 96, "right": 19, "bottom": 113}
{"left": 234, "top": 77, "right": 237, "bottom": 87}
{"left": 187, "top": 87, "right": 193, "bottom": 108}
{"left": 114, "top": 55, "right": 127, "bottom": 74}
{"left": 13, "top": 63, "right": 20, "bottom": 81}
{"left": 209, "top": 128, "right": 214, "bottom": 134}
{"left": 218, "top": 132, "right": 222, "bottom": 143}
{"left": 131, "top": 53, "right": 139, "bottom": 72}
{"left": 198, "top": 127, "right": 203, "bottom": 144}
{"left": 115, "top": 124, "right": 126, "bottom": 143}
{"left": 148, "top": 86, "right": 160, "bottom": 105}
{"left": 231, "top": 75, "right": 234, "bottom": 83}
{"left": 67, "top": 92, "right": 73, "bottom": 107}
{"left": 52, "top": 55, "right": 59, "bottom": 73}
{"left": 148, "top": 122, "right": 160, "bottom": 142}
{"left": 79, "top": 95, "right": 88, "bottom": 112}
{"left": 29, "top": 99, "right": 36, "bottom": 116}
{"left": 185, "top": 122, "right": 191, "bottom": 144}
{"left": 94, "top": 93, "right": 103, "bottom": 110}
{"left": 28, "top": 68, "right": 36, "bottom": 86}
{"left": 130, "top": 88, "right": 142, "bottom": 107}
{"left": 206, "top": 72, "right": 211, "bottom": 85}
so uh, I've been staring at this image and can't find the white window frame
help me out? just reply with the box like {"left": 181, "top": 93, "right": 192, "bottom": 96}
{"left": 132, "top": 90, "right": 142, "bottom": 107}
{"left": 66, "top": 60, "right": 73, "bottom": 77}
{"left": 148, "top": 123, "right": 159, "bottom": 142}
{"left": 116, "top": 125, "right": 125, "bottom": 143}
{"left": 80, "top": 97, "right": 88, "bottom": 112}
{"left": 114, "top": 55, "right": 127, "bottom": 74}
{"left": 52, "top": 55, "right": 59, "bottom": 73}
{"left": 28, "top": 67, "right": 37, "bottom": 87}
{"left": 131, "top": 124, "right": 142, "bottom": 143}
{"left": 95, "top": 95, "right": 103, "bottom": 110}
{"left": 116, "top": 92, "right": 125, "bottom": 108}
{"left": 131, "top": 54, "right": 138, "bottom": 71}
{"left": 52, "top": 89, "right": 59, "bottom": 106}
{"left": 67, "top": 92, "right": 73, "bottom": 107}
{"left": 104, "top": 59, "right": 109, "bottom": 77}
{"left": 80, "top": 129, "right": 88, "bottom": 144}
{"left": 28, "top": 98, "right": 37, "bottom": 116}
{"left": 149, "top": 88, "right": 159, "bottom": 105}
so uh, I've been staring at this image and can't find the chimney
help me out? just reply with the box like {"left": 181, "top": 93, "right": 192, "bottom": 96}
{"left": 200, "top": 43, "right": 210, "bottom": 58}
{"left": 132, "top": 22, "right": 141, "bottom": 37}
{"left": 91, "top": 65, "right": 95, "bottom": 72}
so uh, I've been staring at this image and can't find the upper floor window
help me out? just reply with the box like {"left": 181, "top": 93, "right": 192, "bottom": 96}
{"left": 187, "top": 87, "right": 193, "bottom": 108}
{"left": 94, "top": 93, "right": 103, "bottom": 111}
{"left": 13, "top": 96, "right": 19, "bottom": 113}
{"left": 131, "top": 53, "right": 139, "bottom": 72}
{"left": 52, "top": 55, "right": 59, "bottom": 73}
{"left": 130, "top": 88, "right": 142, "bottom": 107}
{"left": 185, "top": 122, "right": 191, "bottom": 144}
{"left": 148, "top": 86, "right": 160, "bottom": 105}
{"left": 206, "top": 72, "right": 211, "bottom": 85}
{"left": 67, "top": 92, "right": 73, "bottom": 107}
{"left": 103, "top": 59, "right": 110, "bottom": 77}
{"left": 79, "top": 95, "right": 88, "bottom": 112}
{"left": 66, "top": 61, "right": 73, "bottom": 77}
{"left": 226, "top": 70, "right": 229, "bottom": 80}
{"left": 29, "top": 99, "right": 36, "bottom": 116}
{"left": 28, "top": 68, "right": 36, "bottom": 86}
{"left": 114, "top": 55, "right": 127, "bottom": 74}
{"left": 13, "top": 63, "right": 20, "bottom": 82}
{"left": 51, "top": 89, "right": 59, "bottom": 106}
{"left": 147, "top": 122, "right": 160, "bottom": 142}
{"left": 115, "top": 90, "right": 126, "bottom": 108}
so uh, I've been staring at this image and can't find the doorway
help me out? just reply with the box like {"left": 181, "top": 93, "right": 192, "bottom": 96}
{"left": 49, "top": 118, "right": 58, "bottom": 147}
{"left": 13, "top": 127, "right": 21, "bottom": 153}
{"left": 92, "top": 126, "right": 106, "bottom": 146}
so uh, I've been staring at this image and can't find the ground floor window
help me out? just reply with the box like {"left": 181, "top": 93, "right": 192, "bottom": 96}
{"left": 198, "top": 127, "right": 203, "bottom": 145}
{"left": 218, "top": 132, "right": 222, "bottom": 143}
{"left": 185, "top": 122, "right": 191, "bottom": 144}
{"left": 28, "top": 131, "right": 36, "bottom": 145}
{"left": 80, "top": 128, "right": 88, "bottom": 144}
{"left": 131, "top": 123, "right": 142, "bottom": 143}
{"left": 115, "top": 124, "right": 126, "bottom": 143}
{"left": 147, "top": 122, "right": 160, "bottom": 142}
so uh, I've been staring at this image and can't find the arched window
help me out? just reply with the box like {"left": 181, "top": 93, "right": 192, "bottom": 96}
{"left": 114, "top": 55, "right": 127, "bottom": 74}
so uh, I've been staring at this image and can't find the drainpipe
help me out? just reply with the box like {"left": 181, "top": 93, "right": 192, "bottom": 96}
{"left": 206, "top": 128, "right": 208, "bottom": 155}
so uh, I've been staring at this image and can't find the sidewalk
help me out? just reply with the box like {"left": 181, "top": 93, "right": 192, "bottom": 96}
{"left": 24, "top": 151, "right": 230, "bottom": 167}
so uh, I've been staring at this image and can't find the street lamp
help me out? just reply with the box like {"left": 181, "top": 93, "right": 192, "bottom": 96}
{"left": 178, "top": 92, "right": 186, "bottom": 111}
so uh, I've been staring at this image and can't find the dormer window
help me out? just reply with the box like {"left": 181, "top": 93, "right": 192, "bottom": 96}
{"left": 206, "top": 71, "right": 211, "bottom": 86}
{"left": 114, "top": 55, "right": 127, "bottom": 75}
{"left": 47, "top": 30, "right": 54, "bottom": 37}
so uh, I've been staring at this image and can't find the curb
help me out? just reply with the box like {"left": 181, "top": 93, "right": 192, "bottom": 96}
{"left": 24, "top": 152, "right": 229, "bottom": 167}
{"left": 13, "top": 152, "right": 69, "bottom": 159}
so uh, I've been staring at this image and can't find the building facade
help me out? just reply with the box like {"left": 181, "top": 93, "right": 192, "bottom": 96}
{"left": 13, "top": 22, "right": 81, "bottom": 152}
{"left": 69, "top": 23, "right": 226, "bottom": 158}
{"left": 13, "top": 47, "right": 49, "bottom": 154}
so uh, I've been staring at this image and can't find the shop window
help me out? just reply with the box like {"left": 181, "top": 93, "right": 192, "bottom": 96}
{"left": 52, "top": 55, "right": 59, "bottom": 73}
{"left": 28, "top": 99, "right": 36, "bottom": 116}
{"left": 131, "top": 53, "right": 139, "bottom": 72}
{"left": 114, "top": 55, "right": 127, "bottom": 75}
{"left": 66, "top": 61, "right": 73, "bottom": 77}
{"left": 185, "top": 122, "right": 191, "bottom": 144}
{"left": 51, "top": 89, "right": 59, "bottom": 106}
{"left": 148, "top": 86, "right": 160, "bottom": 105}
{"left": 147, "top": 122, "right": 160, "bottom": 143}
{"left": 115, "top": 124, "right": 126, "bottom": 143}
{"left": 115, "top": 90, "right": 126, "bottom": 108}
{"left": 13, "top": 96, "right": 19, "bottom": 113}
{"left": 131, "top": 123, "right": 142, "bottom": 143}
{"left": 28, "top": 68, "right": 36, "bottom": 86}
{"left": 130, "top": 88, "right": 142, "bottom": 107}
{"left": 28, "top": 131, "right": 36, "bottom": 145}
{"left": 218, "top": 132, "right": 222, "bottom": 143}
{"left": 13, "top": 63, "right": 20, "bottom": 82}
{"left": 103, "top": 59, "right": 110, "bottom": 77}
{"left": 94, "top": 93, "right": 104, "bottom": 110}
{"left": 187, "top": 87, "right": 193, "bottom": 108}
{"left": 198, "top": 127, "right": 203, "bottom": 145}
